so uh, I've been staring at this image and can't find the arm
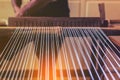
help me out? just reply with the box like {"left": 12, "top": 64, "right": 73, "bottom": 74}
{"left": 15, "top": 0, "right": 51, "bottom": 17}
{"left": 11, "top": 0, "right": 22, "bottom": 13}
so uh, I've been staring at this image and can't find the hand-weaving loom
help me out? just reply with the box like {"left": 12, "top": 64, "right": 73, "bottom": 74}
{"left": 0, "top": 17, "right": 120, "bottom": 80}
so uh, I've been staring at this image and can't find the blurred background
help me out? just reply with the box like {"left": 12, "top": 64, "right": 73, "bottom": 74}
{"left": 1, "top": 0, "right": 120, "bottom": 20}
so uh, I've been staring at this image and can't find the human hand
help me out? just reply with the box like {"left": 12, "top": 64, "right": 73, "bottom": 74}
{"left": 15, "top": 11, "right": 23, "bottom": 17}
{"left": 14, "top": 7, "right": 23, "bottom": 17}
{"left": 15, "top": 8, "right": 28, "bottom": 17}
